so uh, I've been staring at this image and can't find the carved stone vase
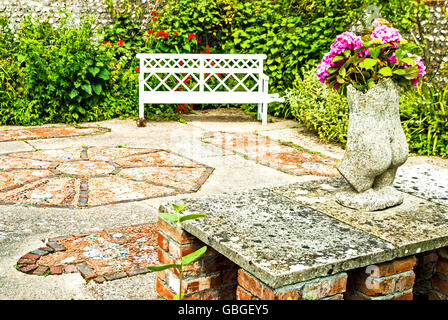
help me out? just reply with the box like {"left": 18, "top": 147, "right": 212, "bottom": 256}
{"left": 336, "top": 78, "right": 409, "bottom": 211}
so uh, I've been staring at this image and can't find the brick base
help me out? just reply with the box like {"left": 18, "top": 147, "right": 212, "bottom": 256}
{"left": 155, "top": 213, "right": 448, "bottom": 301}
{"left": 429, "top": 248, "right": 448, "bottom": 300}
{"left": 345, "top": 256, "right": 417, "bottom": 300}
{"left": 414, "top": 250, "right": 438, "bottom": 300}
{"left": 237, "top": 269, "right": 347, "bottom": 300}
{"left": 155, "top": 217, "right": 238, "bottom": 300}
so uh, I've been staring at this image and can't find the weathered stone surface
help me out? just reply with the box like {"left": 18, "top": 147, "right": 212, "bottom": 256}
{"left": 160, "top": 188, "right": 395, "bottom": 288}
{"left": 337, "top": 79, "right": 408, "bottom": 211}
{"left": 159, "top": 170, "right": 448, "bottom": 289}
{"left": 394, "top": 164, "right": 448, "bottom": 206}
{"left": 336, "top": 186, "right": 404, "bottom": 211}
{"left": 274, "top": 177, "right": 448, "bottom": 251}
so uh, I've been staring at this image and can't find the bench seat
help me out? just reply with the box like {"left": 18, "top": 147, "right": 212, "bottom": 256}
{"left": 136, "top": 53, "right": 285, "bottom": 125}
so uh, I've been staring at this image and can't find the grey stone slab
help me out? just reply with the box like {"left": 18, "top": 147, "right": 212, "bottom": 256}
{"left": 395, "top": 164, "right": 448, "bottom": 206}
{"left": 273, "top": 177, "right": 448, "bottom": 254}
{"left": 160, "top": 189, "right": 395, "bottom": 289}
{"left": 0, "top": 141, "right": 34, "bottom": 154}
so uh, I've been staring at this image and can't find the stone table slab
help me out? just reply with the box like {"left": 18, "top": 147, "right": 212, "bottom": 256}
{"left": 160, "top": 189, "right": 396, "bottom": 288}
{"left": 395, "top": 164, "right": 448, "bottom": 206}
{"left": 273, "top": 177, "right": 448, "bottom": 255}
{"left": 160, "top": 165, "right": 448, "bottom": 289}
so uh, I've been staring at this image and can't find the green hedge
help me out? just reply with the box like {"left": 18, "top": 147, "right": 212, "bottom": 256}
{"left": 0, "top": 14, "right": 141, "bottom": 125}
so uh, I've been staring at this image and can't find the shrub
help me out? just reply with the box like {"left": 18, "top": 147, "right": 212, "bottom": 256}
{"left": 285, "top": 67, "right": 349, "bottom": 144}
{"left": 400, "top": 82, "right": 448, "bottom": 158}
{"left": 0, "top": 13, "right": 137, "bottom": 125}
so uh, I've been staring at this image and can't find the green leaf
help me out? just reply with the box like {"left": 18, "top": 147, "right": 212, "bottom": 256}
{"left": 331, "top": 55, "right": 344, "bottom": 63}
{"left": 172, "top": 203, "right": 187, "bottom": 213}
{"left": 88, "top": 67, "right": 100, "bottom": 77}
{"left": 69, "top": 89, "right": 79, "bottom": 99}
{"left": 147, "top": 264, "right": 181, "bottom": 272}
{"left": 338, "top": 66, "right": 346, "bottom": 78}
{"left": 336, "top": 75, "right": 345, "bottom": 84}
{"left": 344, "top": 49, "right": 351, "bottom": 58}
{"left": 378, "top": 66, "right": 393, "bottom": 77}
{"left": 369, "top": 47, "right": 381, "bottom": 59}
{"left": 182, "top": 246, "right": 207, "bottom": 266}
{"left": 158, "top": 212, "right": 179, "bottom": 222}
{"left": 179, "top": 214, "right": 207, "bottom": 223}
{"left": 401, "top": 57, "right": 417, "bottom": 65}
{"left": 403, "top": 67, "right": 419, "bottom": 80}
{"left": 81, "top": 84, "right": 92, "bottom": 95}
{"left": 393, "top": 69, "right": 407, "bottom": 75}
{"left": 92, "top": 84, "right": 102, "bottom": 95}
{"left": 97, "top": 69, "right": 110, "bottom": 80}
{"left": 359, "top": 58, "right": 377, "bottom": 69}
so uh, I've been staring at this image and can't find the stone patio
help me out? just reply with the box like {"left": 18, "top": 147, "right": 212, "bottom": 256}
{"left": 1, "top": 108, "right": 447, "bottom": 300}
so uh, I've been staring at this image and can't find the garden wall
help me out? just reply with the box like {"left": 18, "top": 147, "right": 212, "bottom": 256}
{"left": 0, "top": 0, "right": 157, "bottom": 30}
{"left": 424, "top": 0, "right": 448, "bottom": 82}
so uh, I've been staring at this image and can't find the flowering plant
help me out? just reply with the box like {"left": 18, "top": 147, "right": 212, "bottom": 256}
{"left": 317, "top": 19, "right": 426, "bottom": 93}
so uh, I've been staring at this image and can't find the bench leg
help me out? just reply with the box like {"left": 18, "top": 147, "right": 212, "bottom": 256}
{"left": 257, "top": 103, "right": 262, "bottom": 121}
{"left": 262, "top": 103, "right": 268, "bottom": 126}
{"left": 137, "top": 102, "right": 146, "bottom": 127}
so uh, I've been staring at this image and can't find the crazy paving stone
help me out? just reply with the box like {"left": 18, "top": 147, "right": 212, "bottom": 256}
{"left": 202, "top": 131, "right": 339, "bottom": 177}
{"left": 119, "top": 166, "right": 212, "bottom": 192}
{"left": 0, "top": 177, "right": 80, "bottom": 207}
{"left": 7, "top": 147, "right": 84, "bottom": 162}
{"left": 115, "top": 151, "right": 203, "bottom": 168}
{"left": 57, "top": 161, "right": 116, "bottom": 177}
{"left": 0, "top": 170, "right": 54, "bottom": 191}
{"left": 0, "top": 156, "right": 53, "bottom": 170}
{"left": 86, "top": 146, "right": 157, "bottom": 161}
{"left": 87, "top": 176, "right": 176, "bottom": 206}
{"left": 0, "top": 126, "right": 108, "bottom": 142}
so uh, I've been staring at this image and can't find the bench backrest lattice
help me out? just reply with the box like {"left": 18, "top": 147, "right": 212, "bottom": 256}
{"left": 136, "top": 53, "right": 284, "bottom": 126}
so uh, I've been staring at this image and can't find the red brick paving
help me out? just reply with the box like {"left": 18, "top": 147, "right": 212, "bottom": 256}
{"left": 0, "top": 146, "right": 213, "bottom": 208}
{"left": 202, "top": 131, "right": 339, "bottom": 177}
{"left": 16, "top": 224, "right": 159, "bottom": 283}
{"left": 0, "top": 126, "right": 109, "bottom": 142}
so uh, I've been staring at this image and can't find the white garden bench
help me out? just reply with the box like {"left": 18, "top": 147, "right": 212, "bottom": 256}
{"left": 136, "top": 53, "right": 285, "bottom": 126}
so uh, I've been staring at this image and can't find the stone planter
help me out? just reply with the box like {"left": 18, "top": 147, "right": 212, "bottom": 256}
{"left": 336, "top": 78, "right": 409, "bottom": 211}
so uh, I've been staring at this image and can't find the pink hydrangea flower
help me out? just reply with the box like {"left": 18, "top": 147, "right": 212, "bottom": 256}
{"left": 386, "top": 52, "right": 398, "bottom": 64}
{"left": 317, "top": 32, "right": 365, "bottom": 84}
{"left": 406, "top": 54, "right": 426, "bottom": 85}
{"left": 330, "top": 32, "right": 363, "bottom": 55}
{"left": 371, "top": 25, "right": 403, "bottom": 48}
